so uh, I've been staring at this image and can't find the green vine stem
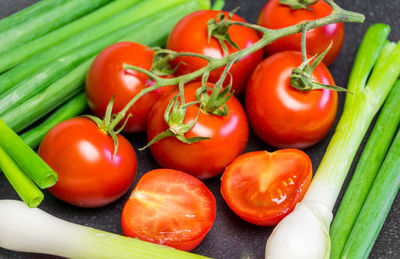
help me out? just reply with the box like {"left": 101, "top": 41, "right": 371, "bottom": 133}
{"left": 109, "top": 0, "right": 364, "bottom": 131}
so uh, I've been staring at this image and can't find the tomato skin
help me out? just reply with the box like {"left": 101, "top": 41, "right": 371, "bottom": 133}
{"left": 166, "top": 10, "right": 263, "bottom": 96}
{"left": 221, "top": 149, "right": 312, "bottom": 226}
{"left": 86, "top": 42, "right": 174, "bottom": 133}
{"left": 38, "top": 117, "right": 137, "bottom": 208}
{"left": 245, "top": 51, "right": 337, "bottom": 149}
{"left": 257, "top": 0, "right": 344, "bottom": 65}
{"left": 121, "top": 169, "right": 216, "bottom": 251}
{"left": 147, "top": 82, "right": 249, "bottom": 179}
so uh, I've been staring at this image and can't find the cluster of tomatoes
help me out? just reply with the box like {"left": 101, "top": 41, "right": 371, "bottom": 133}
{"left": 37, "top": 0, "right": 344, "bottom": 252}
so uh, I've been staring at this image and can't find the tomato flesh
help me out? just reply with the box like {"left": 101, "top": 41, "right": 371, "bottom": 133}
{"left": 221, "top": 149, "right": 312, "bottom": 226}
{"left": 121, "top": 169, "right": 216, "bottom": 251}
{"left": 38, "top": 117, "right": 137, "bottom": 208}
{"left": 257, "top": 0, "right": 344, "bottom": 65}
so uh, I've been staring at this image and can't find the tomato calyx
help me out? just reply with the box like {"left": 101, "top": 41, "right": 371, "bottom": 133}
{"left": 195, "top": 60, "right": 236, "bottom": 116}
{"left": 279, "top": 0, "right": 318, "bottom": 10}
{"left": 207, "top": 9, "right": 241, "bottom": 55}
{"left": 140, "top": 92, "right": 210, "bottom": 150}
{"left": 289, "top": 41, "right": 351, "bottom": 93}
{"left": 84, "top": 96, "right": 131, "bottom": 157}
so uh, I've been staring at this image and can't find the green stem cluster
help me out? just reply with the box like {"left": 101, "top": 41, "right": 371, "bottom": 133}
{"left": 113, "top": 0, "right": 364, "bottom": 132}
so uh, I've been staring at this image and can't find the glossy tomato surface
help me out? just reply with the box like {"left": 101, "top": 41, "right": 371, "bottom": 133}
{"left": 121, "top": 169, "right": 216, "bottom": 251}
{"left": 257, "top": 0, "right": 344, "bottom": 65}
{"left": 86, "top": 42, "right": 175, "bottom": 133}
{"left": 166, "top": 10, "right": 263, "bottom": 95}
{"left": 147, "top": 82, "right": 249, "bottom": 179}
{"left": 38, "top": 117, "right": 137, "bottom": 208}
{"left": 245, "top": 51, "right": 337, "bottom": 149}
{"left": 221, "top": 149, "right": 312, "bottom": 226}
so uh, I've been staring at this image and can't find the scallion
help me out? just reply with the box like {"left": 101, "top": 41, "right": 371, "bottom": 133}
{"left": 330, "top": 80, "right": 400, "bottom": 259}
{"left": 0, "top": 0, "right": 141, "bottom": 73}
{"left": 0, "top": 0, "right": 110, "bottom": 53}
{"left": 0, "top": 0, "right": 208, "bottom": 96}
{"left": 341, "top": 127, "right": 400, "bottom": 258}
{"left": 0, "top": 148, "right": 43, "bottom": 208}
{"left": 0, "top": 119, "right": 57, "bottom": 189}
{"left": 20, "top": 92, "right": 88, "bottom": 149}
{"left": 0, "top": 200, "right": 210, "bottom": 259}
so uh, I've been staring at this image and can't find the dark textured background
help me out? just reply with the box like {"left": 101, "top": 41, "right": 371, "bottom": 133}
{"left": 1, "top": 0, "right": 400, "bottom": 258}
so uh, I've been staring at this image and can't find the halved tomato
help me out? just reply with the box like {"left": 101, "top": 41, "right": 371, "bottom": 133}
{"left": 220, "top": 149, "right": 312, "bottom": 226}
{"left": 121, "top": 169, "right": 216, "bottom": 251}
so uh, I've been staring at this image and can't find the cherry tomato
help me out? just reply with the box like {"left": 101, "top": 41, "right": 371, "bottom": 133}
{"left": 221, "top": 149, "right": 312, "bottom": 226}
{"left": 38, "top": 117, "right": 137, "bottom": 208}
{"left": 166, "top": 10, "right": 263, "bottom": 95}
{"left": 257, "top": 0, "right": 344, "bottom": 65}
{"left": 147, "top": 82, "right": 249, "bottom": 179}
{"left": 86, "top": 42, "right": 175, "bottom": 133}
{"left": 121, "top": 169, "right": 216, "bottom": 251}
{"left": 245, "top": 51, "right": 337, "bottom": 149}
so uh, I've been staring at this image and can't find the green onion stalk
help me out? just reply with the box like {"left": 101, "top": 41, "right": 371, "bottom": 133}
{"left": 0, "top": 0, "right": 110, "bottom": 53}
{"left": 0, "top": 200, "right": 210, "bottom": 259}
{"left": 330, "top": 80, "right": 400, "bottom": 258}
{"left": 0, "top": 0, "right": 140, "bottom": 73}
{"left": 265, "top": 24, "right": 400, "bottom": 258}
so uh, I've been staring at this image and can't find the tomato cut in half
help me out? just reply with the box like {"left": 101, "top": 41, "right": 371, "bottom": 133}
{"left": 221, "top": 149, "right": 312, "bottom": 226}
{"left": 121, "top": 169, "right": 216, "bottom": 251}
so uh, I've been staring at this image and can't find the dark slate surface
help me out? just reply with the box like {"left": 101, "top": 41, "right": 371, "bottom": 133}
{"left": 0, "top": 0, "right": 399, "bottom": 258}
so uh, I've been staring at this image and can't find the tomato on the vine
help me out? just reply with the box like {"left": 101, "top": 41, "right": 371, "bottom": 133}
{"left": 38, "top": 117, "right": 137, "bottom": 208}
{"left": 86, "top": 42, "right": 175, "bottom": 133}
{"left": 257, "top": 0, "right": 344, "bottom": 65}
{"left": 147, "top": 82, "right": 249, "bottom": 180}
{"left": 221, "top": 149, "right": 312, "bottom": 226}
{"left": 166, "top": 10, "right": 263, "bottom": 95}
{"left": 121, "top": 169, "right": 216, "bottom": 251}
{"left": 245, "top": 51, "right": 337, "bottom": 149}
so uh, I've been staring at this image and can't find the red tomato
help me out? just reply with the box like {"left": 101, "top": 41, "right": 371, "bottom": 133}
{"left": 221, "top": 149, "right": 312, "bottom": 226}
{"left": 147, "top": 82, "right": 249, "bottom": 179}
{"left": 86, "top": 42, "right": 175, "bottom": 133}
{"left": 121, "top": 169, "right": 216, "bottom": 251}
{"left": 245, "top": 51, "right": 337, "bottom": 149}
{"left": 257, "top": 0, "right": 344, "bottom": 65}
{"left": 166, "top": 10, "right": 263, "bottom": 95}
{"left": 38, "top": 117, "right": 137, "bottom": 208}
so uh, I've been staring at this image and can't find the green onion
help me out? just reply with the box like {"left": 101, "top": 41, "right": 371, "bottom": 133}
{"left": 0, "top": 119, "right": 57, "bottom": 189}
{"left": 330, "top": 80, "right": 400, "bottom": 259}
{"left": 0, "top": 0, "right": 210, "bottom": 132}
{"left": 1, "top": 59, "right": 94, "bottom": 132}
{"left": 0, "top": 200, "right": 210, "bottom": 259}
{"left": 20, "top": 92, "right": 88, "bottom": 149}
{"left": 0, "top": 148, "right": 43, "bottom": 208}
{"left": 0, "top": 0, "right": 208, "bottom": 96}
{"left": 0, "top": 0, "right": 110, "bottom": 53}
{"left": 0, "top": 0, "right": 56, "bottom": 32}
{"left": 341, "top": 127, "right": 400, "bottom": 258}
{"left": 265, "top": 24, "right": 400, "bottom": 259}
{"left": 0, "top": 0, "right": 140, "bottom": 73}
